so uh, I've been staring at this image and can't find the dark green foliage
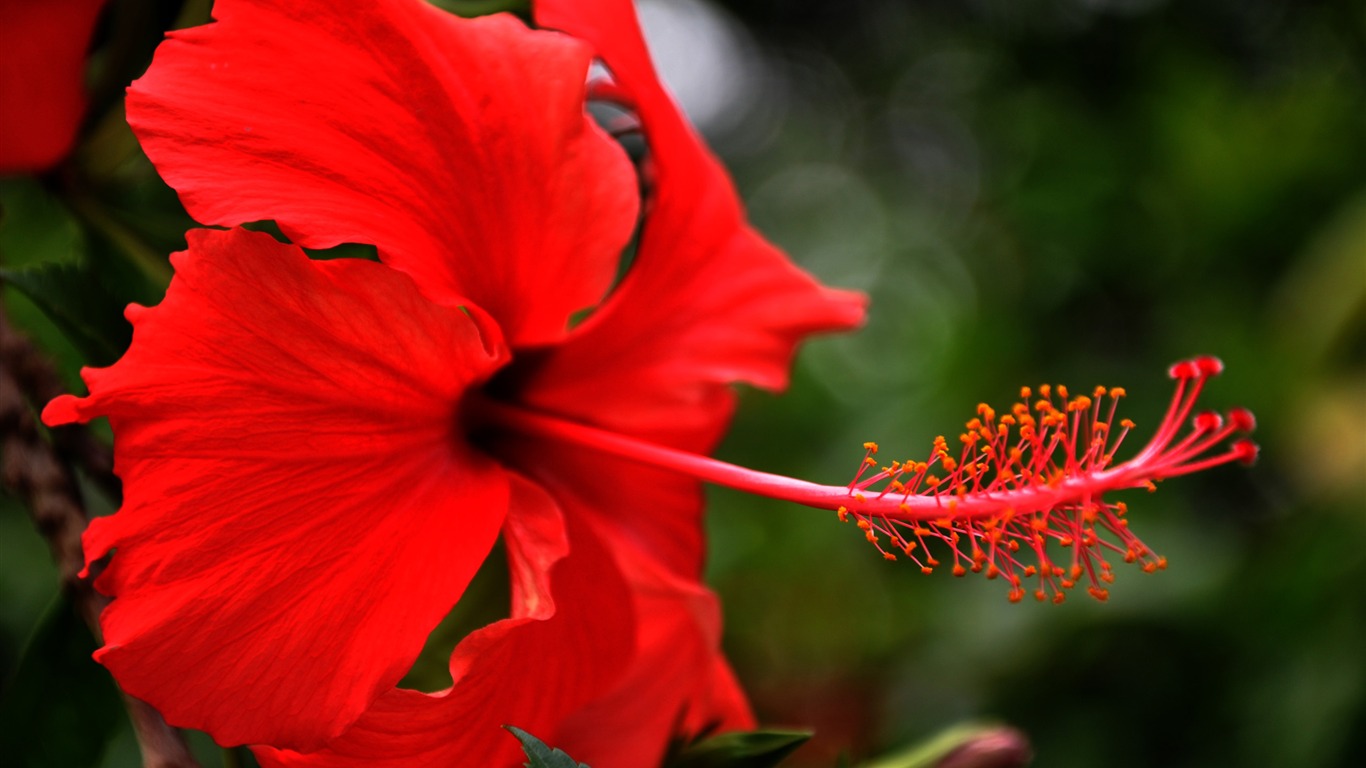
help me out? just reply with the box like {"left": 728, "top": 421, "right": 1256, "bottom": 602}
{"left": 0, "top": 598, "right": 122, "bottom": 768}
{"left": 0, "top": 262, "right": 130, "bottom": 366}
{"left": 665, "top": 729, "right": 811, "bottom": 768}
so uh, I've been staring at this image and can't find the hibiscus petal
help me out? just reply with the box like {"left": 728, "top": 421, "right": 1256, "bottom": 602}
{"left": 127, "top": 1, "right": 638, "bottom": 346}
{"left": 493, "top": 419, "right": 712, "bottom": 577}
{"left": 535, "top": 475, "right": 756, "bottom": 767}
{"left": 43, "top": 227, "right": 511, "bottom": 750}
{"left": 253, "top": 475, "right": 636, "bottom": 767}
{"left": 0, "top": 0, "right": 106, "bottom": 172}
{"left": 526, "top": 0, "right": 868, "bottom": 448}
{"left": 536, "top": 0, "right": 682, "bottom": 161}
{"left": 552, "top": 566, "right": 755, "bottom": 768}
{"left": 500, "top": 433, "right": 756, "bottom": 755}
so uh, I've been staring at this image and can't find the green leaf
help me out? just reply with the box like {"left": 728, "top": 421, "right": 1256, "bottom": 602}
{"left": 504, "top": 725, "right": 591, "bottom": 768}
{"left": 0, "top": 597, "right": 122, "bottom": 768}
{"left": 0, "top": 261, "right": 131, "bottom": 366}
{"left": 0, "top": 178, "right": 143, "bottom": 368}
{"left": 665, "top": 729, "right": 812, "bottom": 768}
{"left": 429, "top": 0, "right": 530, "bottom": 19}
{"left": 0, "top": 178, "right": 85, "bottom": 269}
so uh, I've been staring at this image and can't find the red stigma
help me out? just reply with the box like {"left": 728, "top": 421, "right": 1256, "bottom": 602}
{"left": 838, "top": 357, "right": 1257, "bottom": 602}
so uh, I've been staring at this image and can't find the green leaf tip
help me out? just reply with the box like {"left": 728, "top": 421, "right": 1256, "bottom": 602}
{"left": 504, "top": 725, "right": 591, "bottom": 768}
{"left": 665, "top": 728, "right": 813, "bottom": 768}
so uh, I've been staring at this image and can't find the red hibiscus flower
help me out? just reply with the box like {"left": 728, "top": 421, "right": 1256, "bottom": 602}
{"left": 0, "top": 0, "right": 106, "bottom": 174}
{"left": 41, "top": 0, "right": 1257, "bottom": 764}
{"left": 44, "top": 0, "right": 865, "bottom": 765}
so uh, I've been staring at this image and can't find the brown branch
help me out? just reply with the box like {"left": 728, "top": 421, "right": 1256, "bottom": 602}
{"left": 0, "top": 311, "right": 200, "bottom": 768}
{"left": 0, "top": 318, "right": 120, "bottom": 500}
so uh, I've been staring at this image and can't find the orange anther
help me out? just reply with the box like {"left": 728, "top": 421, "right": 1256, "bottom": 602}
{"left": 835, "top": 359, "right": 1250, "bottom": 605}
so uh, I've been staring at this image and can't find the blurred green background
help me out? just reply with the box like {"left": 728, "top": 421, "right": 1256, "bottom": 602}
{"left": 2, "top": 0, "right": 1363, "bottom": 766}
